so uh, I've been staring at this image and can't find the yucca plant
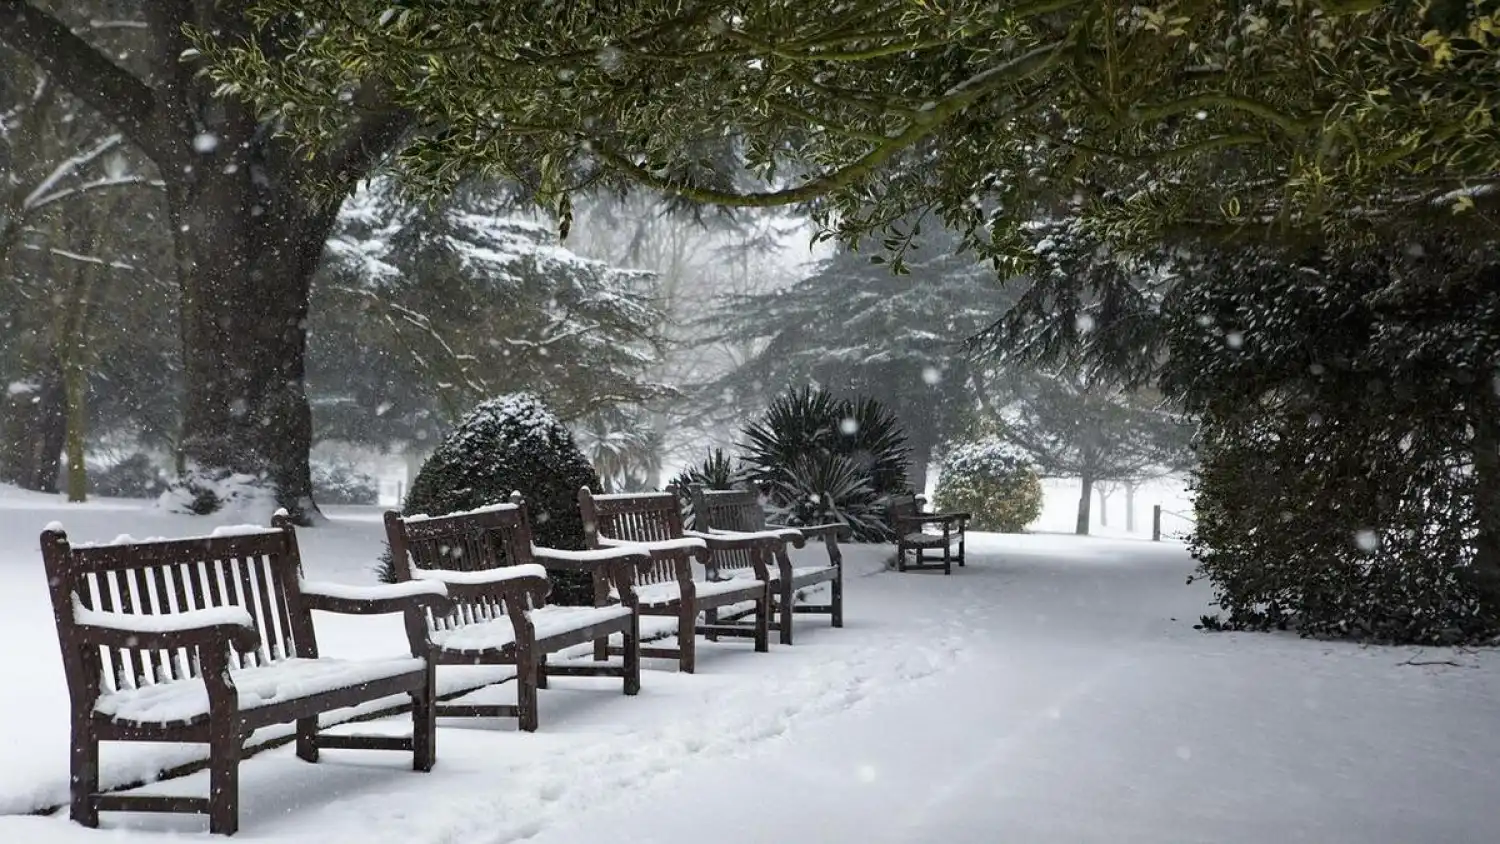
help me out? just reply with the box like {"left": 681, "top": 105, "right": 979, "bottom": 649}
{"left": 671, "top": 447, "right": 743, "bottom": 528}
{"left": 740, "top": 387, "right": 911, "bottom": 541}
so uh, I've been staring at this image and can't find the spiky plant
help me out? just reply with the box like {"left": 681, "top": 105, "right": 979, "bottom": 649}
{"left": 670, "top": 447, "right": 743, "bottom": 528}
{"left": 740, "top": 387, "right": 910, "bottom": 540}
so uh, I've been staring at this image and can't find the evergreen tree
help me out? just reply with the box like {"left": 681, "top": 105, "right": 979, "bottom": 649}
{"left": 308, "top": 179, "right": 671, "bottom": 449}
{"left": 705, "top": 225, "right": 1007, "bottom": 492}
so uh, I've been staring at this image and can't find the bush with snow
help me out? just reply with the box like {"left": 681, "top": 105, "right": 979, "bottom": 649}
{"left": 310, "top": 462, "right": 378, "bottom": 506}
{"left": 933, "top": 439, "right": 1042, "bottom": 533}
{"left": 384, "top": 394, "right": 600, "bottom": 604}
{"left": 88, "top": 453, "right": 169, "bottom": 499}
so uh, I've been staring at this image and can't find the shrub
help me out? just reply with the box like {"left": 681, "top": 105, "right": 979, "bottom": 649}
{"left": 933, "top": 439, "right": 1042, "bottom": 533}
{"left": 1167, "top": 238, "right": 1500, "bottom": 645}
{"left": 380, "top": 393, "right": 600, "bottom": 604}
{"left": 89, "top": 453, "right": 168, "bottom": 499}
{"left": 740, "top": 387, "right": 910, "bottom": 540}
{"left": 311, "top": 462, "right": 378, "bottom": 505}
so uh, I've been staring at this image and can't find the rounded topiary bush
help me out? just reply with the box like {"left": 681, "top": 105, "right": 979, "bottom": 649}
{"left": 385, "top": 393, "right": 600, "bottom": 604}
{"left": 933, "top": 438, "right": 1042, "bottom": 533}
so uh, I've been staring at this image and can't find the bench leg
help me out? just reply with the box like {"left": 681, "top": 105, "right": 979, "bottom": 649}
{"left": 208, "top": 726, "right": 241, "bottom": 836}
{"left": 778, "top": 579, "right": 796, "bottom": 646}
{"left": 593, "top": 634, "right": 609, "bottom": 662}
{"left": 295, "top": 716, "right": 318, "bottom": 763}
{"left": 411, "top": 663, "right": 437, "bottom": 771}
{"left": 832, "top": 573, "right": 844, "bottom": 628}
{"left": 678, "top": 602, "right": 697, "bottom": 674}
{"left": 943, "top": 542, "right": 952, "bottom": 576}
{"left": 704, "top": 607, "right": 719, "bottom": 642}
{"left": 537, "top": 655, "right": 549, "bottom": 690}
{"left": 517, "top": 658, "right": 540, "bottom": 732}
{"left": 754, "top": 588, "right": 771, "bottom": 653}
{"left": 69, "top": 717, "right": 99, "bottom": 828}
{"left": 958, "top": 531, "right": 966, "bottom": 566}
{"left": 623, "top": 613, "right": 641, "bottom": 696}
{"left": 897, "top": 543, "right": 907, "bottom": 572}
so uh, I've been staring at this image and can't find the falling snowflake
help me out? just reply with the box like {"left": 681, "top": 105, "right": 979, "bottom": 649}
{"left": 1225, "top": 331, "right": 1244, "bottom": 349}
{"left": 921, "top": 366, "right": 942, "bottom": 385}
{"left": 192, "top": 132, "right": 219, "bottom": 154}
{"left": 855, "top": 765, "right": 877, "bottom": 783}
{"left": 839, "top": 417, "right": 859, "bottom": 435}
{"left": 1353, "top": 530, "right": 1379, "bottom": 552}
{"left": 1075, "top": 313, "right": 1096, "bottom": 333}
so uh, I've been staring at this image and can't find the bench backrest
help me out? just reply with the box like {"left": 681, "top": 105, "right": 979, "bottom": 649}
{"left": 689, "top": 485, "right": 767, "bottom": 574}
{"left": 578, "top": 487, "right": 687, "bottom": 586}
{"left": 384, "top": 499, "right": 543, "bottom": 632}
{"left": 41, "top": 517, "right": 313, "bottom": 704}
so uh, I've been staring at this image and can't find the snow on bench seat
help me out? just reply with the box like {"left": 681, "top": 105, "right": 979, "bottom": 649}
{"left": 429, "top": 605, "right": 634, "bottom": 653}
{"left": 904, "top": 532, "right": 960, "bottom": 547}
{"left": 94, "top": 656, "right": 426, "bottom": 726}
{"left": 631, "top": 577, "right": 765, "bottom": 608}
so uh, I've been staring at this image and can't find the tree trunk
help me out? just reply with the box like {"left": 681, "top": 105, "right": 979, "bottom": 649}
{"left": 0, "top": 361, "right": 65, "bottom": 492}
{"left": 165, "top": 160, "right": 337, "bottom": 522}
{"left": 1075, "top": 473, "right": 1094, "bottom": 536}
{"left": 1125, "top": 480, "right": 1139, "bottom": 532}
{"left": 906, "top": 435, "right": 932, "bottom": 497}
{"left": 1097, "top": 482, "right": 1112, "bottom": 527}
{"left": 1468, "top": 395, "right": 1500, "bottom": 615}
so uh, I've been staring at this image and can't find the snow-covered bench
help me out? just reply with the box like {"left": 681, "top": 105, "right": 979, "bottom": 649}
{"left": 689, "top": 484, "right": 849, "bottom": 645}
{"left": 578, "top": 487, "right": 772, "bottom": 673}
{"left": 384, "top": 496, "right": 654, "bottom": 732}
{"left": 41, "top": 513, "right": 453, "bottom": 836}
{"left": 888, "top": 493, "right": 970, "bottom": 575}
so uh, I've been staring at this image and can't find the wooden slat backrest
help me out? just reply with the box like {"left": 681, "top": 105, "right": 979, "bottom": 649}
{"left": 385, "top": 502, "right": 540, "bottom": 632}
{"left": 887, "top": 493, "right": 921, "bottom": 528}
{"left": 579, "top": 488, "right": 685, "bottom": 585}
{"left": 40, "top": 524, "right": 313, "bottom": 701}
{"left": 692, "top": 487, "right": 766, "bottom": 574}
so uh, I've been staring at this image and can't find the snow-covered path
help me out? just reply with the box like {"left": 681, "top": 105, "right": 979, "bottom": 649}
{"left": 1, "top": 499, "right": 1496, "bottom": 843}
{"left": 531, "top": 537, "right": 1500, "bottom": 844}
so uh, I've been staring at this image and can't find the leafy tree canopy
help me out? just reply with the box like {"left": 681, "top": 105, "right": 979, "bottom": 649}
{"left": 199, "top": 0, "right": 1500, "bottom": 268}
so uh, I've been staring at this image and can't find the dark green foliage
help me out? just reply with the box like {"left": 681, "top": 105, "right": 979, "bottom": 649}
{"left": 934, "top": 440, "right": 1043, "bottom": 533}
{"left": 1172, "top": 237, "right": 1500, "bottom": 644}
{"left": 88, "top": 453, "right": 168, "bottom": 500}
{"left": 311, "top": 462, "right": 379, "bottom": 506}
{"left": 388, "top": 393, "right": 601, "bottom": 603}
{"left": 740, "top": 387, "right": 910, "bottom": 541}
{"left": 671, "top": 448, "right": 741, "bottom": 528}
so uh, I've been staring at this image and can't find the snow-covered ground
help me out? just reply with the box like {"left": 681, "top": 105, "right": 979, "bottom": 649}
{"left": 1, "top": 486, "right": 1496, "bottom": 843}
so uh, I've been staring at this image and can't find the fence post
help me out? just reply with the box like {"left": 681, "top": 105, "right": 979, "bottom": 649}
{"left": 1151, "top": 505, "right": 1162, "bottom": 542}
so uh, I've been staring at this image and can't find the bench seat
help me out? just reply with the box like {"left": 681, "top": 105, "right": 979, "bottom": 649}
{"left": 633, "top": 577, "right": 766, "bottom": 608}
{"left": 429, "top": 604, "right": 633, "bottom": 653}
{"left": 95, "top": 656, "right": 426, "bottom": 727}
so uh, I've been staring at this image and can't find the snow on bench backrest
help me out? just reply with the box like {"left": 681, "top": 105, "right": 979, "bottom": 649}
{"left": 578, "top": 487, "right": 688, "bottom": 586}
{"left": 41, "top": 518, "right": 312, "bottom": 698}
{"left": 384, "top": 500, "right": 537, "bottom": 632}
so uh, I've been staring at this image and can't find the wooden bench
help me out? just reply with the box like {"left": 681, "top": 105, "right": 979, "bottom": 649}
{"left": 383, "top": 496, "right": 653, "bottom": 732}
{"left": 578, "top": 487, "right": 772, "bottom": 673}
{"left": 888, "top": 493, "right": 970, "bottom": 575}
{"left": 41, "top": 512, "right": 452, "bottom": 836}
{"left": 689, "top": 484, "right": 848, "bottom": 645}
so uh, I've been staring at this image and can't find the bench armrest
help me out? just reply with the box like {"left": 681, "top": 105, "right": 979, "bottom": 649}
{"left": 408, "top": 563, "right": 551, "bottom": 604}
{"left": 793, "top": 523, "right": 851, "bottom": 543}
{"left": 899, "top": 512, "right": 969, "bottom": 526}
{"left": 598, "top": 535, "right": 710, "bottom": 566}
{"left": 299, "top": 579, "right": 453, "bottom": 616}
{"left": 704, "top": 527, "right": 806, "bottom": 549}
{"left": 532, "top": 545, "right": 653, "bottom": 574}
{"left": 71, "top": 600, "right": 261, "bottom": 651}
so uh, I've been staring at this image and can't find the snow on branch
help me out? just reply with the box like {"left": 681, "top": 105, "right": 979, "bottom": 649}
{"left": 21, "top": 133, "right": 124, "bottom": 211}
{"left": 27, "top": 174, "right": 164, "bottom": 211}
